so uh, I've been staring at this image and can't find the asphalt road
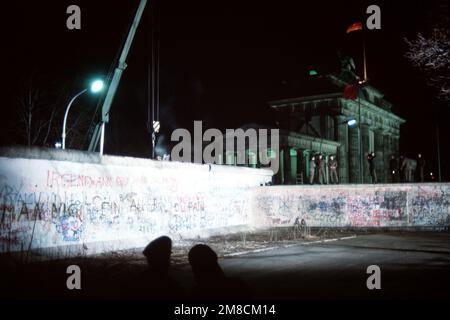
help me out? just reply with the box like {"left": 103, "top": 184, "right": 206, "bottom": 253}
{"left": 2, "top": 232, "right": 450, "bottom": 301}
{"left": 173, "top": 232, "right": 450, "bottom": 300}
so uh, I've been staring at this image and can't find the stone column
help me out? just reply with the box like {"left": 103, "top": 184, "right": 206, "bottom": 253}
{"left": 348, "top": 127, "right": 360, "bottom": 183}
{"left": 360, "top": 124, "right": 371, "bottom": 183}
{"left": 336, "top": 116, "right": 349, "bottom": 183}
{"left": 290, "top": 149, "right": 298, "bottom": 184}
{"left": 383, "top": 134, "right": 392, "bottom": 159}
{"left": 283, "top": 147, "right": 291, "bottom": 184}
{"left": 304, "top": 149, "right": 312, "bottom": 184}
{"left": 383, "top": 133, "right": 392, "bottom": 181}
{"left": 277, "top": 148, "right": 285, "bottom": 184}
{"left": 392, "top": 135, "right": 400, "bottom": 156}
{"left": 297, "top": 149, "right": 304, "bottom": 184}
{"left": 374, "top": 129, "right": 385, "bottom": 183}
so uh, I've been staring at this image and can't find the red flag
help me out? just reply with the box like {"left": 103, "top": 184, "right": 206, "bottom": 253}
{"left": 343, "top": 84, "right": 358, "bottom": 100}
{"left": 346, "top": 22, "right": 363, "bottom": 33}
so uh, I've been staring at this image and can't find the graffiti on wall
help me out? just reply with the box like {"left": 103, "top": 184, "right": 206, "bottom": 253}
{"left": 0, "top": 158, "right": 270, "bottom": 253}
{"left": 2, "top": 154, "right": 449, "bottom": 256}
{"left": 410, "top": 185, "right": 450, "bottom": 226}
{"left": 253, "top": 185, "right": 450, "bottom": 228}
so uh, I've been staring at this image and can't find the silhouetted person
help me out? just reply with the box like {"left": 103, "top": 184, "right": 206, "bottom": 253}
{"left": 389, "top": 155, "right": 398, "bottom": 183}
{"left": 128, "top": 236, "right": 184, "bottom": 299}
{"left": 318, "top": 154, "right": 327, "bottom": 184}
{"left": 400, "top": 156, "right": 409, "bottom": 182}
{"left": 417, "top": 154, "right": 426, "bottom": 182}
{"left": 367, "top": 152, "right": 377, "bottom": 184}
{"left": 188, "top": 244, "right": 250, "bottom": 299}
{"left": 309, "top": 156, "right": 316, "bottom": 184}
{"left": 328, "top": 155, "right": 338, "bottom": 184}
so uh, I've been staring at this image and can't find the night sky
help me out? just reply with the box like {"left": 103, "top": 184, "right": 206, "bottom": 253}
{"left": 3, "top": 0, "right": 449, "bottom": 180}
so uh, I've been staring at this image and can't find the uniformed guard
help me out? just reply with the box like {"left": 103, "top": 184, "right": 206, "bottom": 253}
{"left": 367, "top": 152, "right": 377, "bottom": 184}
{"left": 309, "top": 156, "right": 316, "bottom": 185}
{"left": 318, "top": 154, "right": 326, "bottom": 184}
{"left": 417, "top": 153, "right": 426, "bottom": 182}
{"left": 328, "top": 155, "right": 339, "bottom": 184}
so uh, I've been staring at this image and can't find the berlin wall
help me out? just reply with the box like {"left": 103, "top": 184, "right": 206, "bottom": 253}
{"left": 251, "top": 184, "right": 450, "bottom": 228}
{"left": 1, "top": 147, "right": 449, "bottom": 259}
{"left": 0, "top": 148, "right": 272, "bottom": 258}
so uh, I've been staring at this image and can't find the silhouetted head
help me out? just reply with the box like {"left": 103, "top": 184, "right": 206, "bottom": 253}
{"left": 188, "top": 244, "right": 224, "bottom": 282}
{"left": 143, "top": 236, "right": 172, "bottom": 274}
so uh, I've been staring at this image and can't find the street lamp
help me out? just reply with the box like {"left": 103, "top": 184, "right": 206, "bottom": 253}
{"left": 356, "top": 80, "right": 367, "bottom": 184}
{"left": 347, "top": 118, "right": 357, "bottom": 128}
{"left": 62, "top": 80, "right": 104, "bottom": 150}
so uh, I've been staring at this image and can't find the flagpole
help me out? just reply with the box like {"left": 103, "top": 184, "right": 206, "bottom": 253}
{"left": 360, "top": 26, "right": 366, "bottom": 183}
{"left": 346, "top": 21, "right": 367, "bottom": 182}
{"left": 358, "top": 86, "right": 363, "bottom": 184}
{"left": 363, "top": 31, "right": 367, "bottom": 82}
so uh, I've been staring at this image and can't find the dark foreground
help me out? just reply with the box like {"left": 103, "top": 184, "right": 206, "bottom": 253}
{"left": 1, "top": 232, "right": 450, "bottom": 300}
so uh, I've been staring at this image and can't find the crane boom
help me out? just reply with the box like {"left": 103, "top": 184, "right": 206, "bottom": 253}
{"left": 88, "top": 0, "right": 148, "bottom": 152}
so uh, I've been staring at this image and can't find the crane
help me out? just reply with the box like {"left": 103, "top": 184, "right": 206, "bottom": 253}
{"left": 88, "top": 0, "right": 148, "bottom": 154}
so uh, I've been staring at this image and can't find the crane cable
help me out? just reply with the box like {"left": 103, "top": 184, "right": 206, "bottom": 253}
{"left": 148, "top": 0, "right": 160, "bottom": 158}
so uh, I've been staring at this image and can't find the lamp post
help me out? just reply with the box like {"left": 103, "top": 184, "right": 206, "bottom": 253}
{"left": 62, "top": 80, "right": 104, "bottom": 150}
{"left": 357, "top": 80, "right": 366, "bottom": 184}
{"left": 358, "top": 92, "right": 363, "bottom": 183}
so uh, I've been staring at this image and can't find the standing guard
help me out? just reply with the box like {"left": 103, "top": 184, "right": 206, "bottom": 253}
{"left": 318, "top": 154, "right": 327, "bottom": 184}
{"left": 309, "top": 156, "right": 316, "bottom": 185}
{"left": 417, "top": 154, "right": 426, "bottom": 182}
{"left": 328, "top": 155, "right": 339, "bottom": 184}
{"left": 367, "top": 152, "right": 377, "bottom": 184}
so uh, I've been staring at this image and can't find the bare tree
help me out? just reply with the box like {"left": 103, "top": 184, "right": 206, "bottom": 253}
{"left": 65, "top": 106, "right": 93, "bottom": 149}
{"left": 15, "top": 73, "right": 93, "bottom": 149}
{"left": 404, "top": 18, "right": 450, "bottom": 102}
{"left": 16, "top": 75, "right": 61, "bottom": 146}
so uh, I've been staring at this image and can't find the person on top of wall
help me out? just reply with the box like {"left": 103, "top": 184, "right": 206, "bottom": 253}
{"left": 328, "top": 155, "right": 339, "bottom": 184}
{"left": 400, "top": 155, "right": 409, "bottom": 182}
{"left": 389, "top": 155, "right": 398, "bottom": 183}
{"left": 367, "top": 152, "right": 377, "bottom": 184}
{"left": 417, "top": 153, "right": 426, "bottom": 182}
{"left": 309, "top": 155, "right": 316, "bottom": 185}
{"left": 318, "top": 154, "right": 327, "bottom": 184}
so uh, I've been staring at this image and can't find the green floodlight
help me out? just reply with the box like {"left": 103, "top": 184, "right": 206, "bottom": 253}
{"left": 90, "top": 80, "right": 104, "bottom": 93}
{"left": 62, "top": 78, "right": 105, "bottom": 149}
{"left": 309, "top": 69, "right": 318, "bottom": 76}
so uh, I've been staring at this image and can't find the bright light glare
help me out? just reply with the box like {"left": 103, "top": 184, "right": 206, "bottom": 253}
{"left": 90, "top": 80, "right": 104, "bottom": 93}
{"left": 347, "top": 119, "right": 357, "bottom": 127}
